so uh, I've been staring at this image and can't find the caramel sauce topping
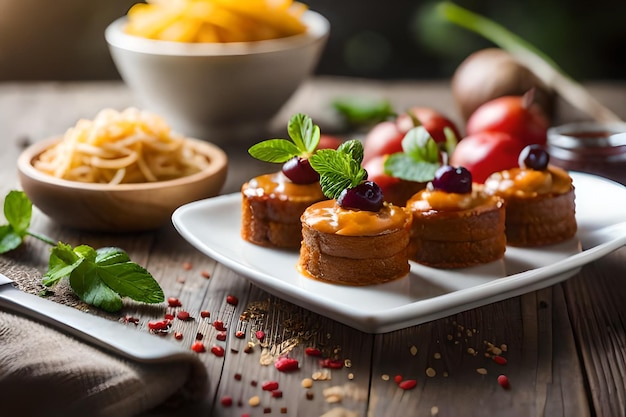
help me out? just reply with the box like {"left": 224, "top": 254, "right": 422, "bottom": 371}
{"left": 407, "top": 188, "right": 496, "bottom": 212}
{"left": 483, "top": 166, "right": 573, "bottom": 198}
{"left": 301, "top": 200, "right": 411, "bottom": 236}
{"left": 242, "top": 172, "right": 325, "bottom": 201}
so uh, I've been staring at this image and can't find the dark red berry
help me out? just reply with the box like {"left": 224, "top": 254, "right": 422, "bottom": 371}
{"left": 337, "top": 181, "right": 384, "bottom": 212}
{"left": 282, "top": 156, "right": 320, "bottom": 184}
{"left": 519, "top": 144, "right": 550, "bottom": 170}
{"left": 431, "top": 165, "right": 472, "bottom": 194}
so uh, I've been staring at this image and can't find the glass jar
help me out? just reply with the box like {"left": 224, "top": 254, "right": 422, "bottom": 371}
{"left": 547, "top": 121, "right": 626, "bottom": 186}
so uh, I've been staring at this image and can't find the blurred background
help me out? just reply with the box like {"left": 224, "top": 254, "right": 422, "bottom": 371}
{"left": 0, "top": 0, "right": 624, "bottom": 82}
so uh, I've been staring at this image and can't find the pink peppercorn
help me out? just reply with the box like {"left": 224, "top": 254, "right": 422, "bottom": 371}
{"left": 304, "top": 347, "right": 322, "bottom": 357}
{"left": 262, "top": 381, "right": 279, "bottom": 391}
{"left": 216, "top": 331, "right": 227, "bottom": 341}
{"left": 256, "top": 330, "right": 266, "bottom": 342}
{"left": 493, "top": 355, "right": 508, "bottom": 365}
{"left": 497, "top": 374, "right": 511, "bottom": 390}
{"left": 226, "top": 295, "right": 239, "bottom": 306}
{"left": 398, "top": 379, "right": 417, "bottom": 390}
{"left": 191, "top": 341, "right": 205, "bottom": 353}
{"left": 200, "top": 310, "right": 210, "bottom": 318}
{"left": 211, "top": 345, "right": 225, "bottom": 357}
{"left": 220, "top": 396, "right": 233, "bottom": 407}
{"left": 177, "top": 311, "right": 192, "bottom": 321}
{"left": 275, "top": 357, "right": 299, "bottom": 372}
{"left": 214, "top": 320, "right": 226, "bottom": 331}
{"left": 167, "top": 297, "right": 182, "bottom": 307}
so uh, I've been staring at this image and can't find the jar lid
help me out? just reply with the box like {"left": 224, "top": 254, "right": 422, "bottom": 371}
{"left": 548, "top": 121, "right": 626, "bottom": 149}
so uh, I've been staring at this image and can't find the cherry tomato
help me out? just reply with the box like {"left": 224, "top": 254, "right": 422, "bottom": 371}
{"left": 449, "top": 131, "right": 524, "bottom": 183}
{"left": 318, "top": 134, "right": 343, "bottom": 150}
{"left": 363, "top": 107, "right": 461, "bottom": 164}
{"left": 465, "top": 94, "right": 549, "bottom": 147}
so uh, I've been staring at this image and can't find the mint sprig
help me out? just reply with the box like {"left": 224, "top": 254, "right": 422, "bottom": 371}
{"left": 384, "top": 126, "right": 457, "bottom": 182}
{"left": 248, "top": 113, "right": 321, "bottom": 163}
{"left": 0, "top": 190, "right": 164, "bottom": 313}
{"left": 309, "top": 139, "right": 367, "bottom": 200}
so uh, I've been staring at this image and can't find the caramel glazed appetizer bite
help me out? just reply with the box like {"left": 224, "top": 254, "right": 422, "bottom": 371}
{"left": 483, "top": 145, "right": 577, "bottom": 247}
{"left": 406, "top": 165, "right": 507, "bottom": 269}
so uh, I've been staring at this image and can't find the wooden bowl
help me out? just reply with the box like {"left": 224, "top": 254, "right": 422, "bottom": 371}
{"left": 17, "top": 136, "right": 228, "bottom": 232}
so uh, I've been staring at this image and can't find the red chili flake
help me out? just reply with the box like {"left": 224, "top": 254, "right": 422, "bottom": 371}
{"left": 394, "top": 374, "right": 404, "bottom": 384}
{"left": 235, "top": 330, "right": 245, "bottom": 339}
{"left": 398, "top": 379, "right": 417, "bottom": 390}
{"left": 263, "top": 408, "right": 271, "bottom": 414}
{"left": 211, "top": 345, "right": 225, "bottom": 357}
{"left": 177, "top": 311, "right": 192, "bottom": 321}
{"left": 251, "top": 380, "right": 258, "bottom": 387}
{"left": 305, "top": 391, "right": 314, "bottom": 400}
{"left": 220, "top": 396, "right": 233, "bottom": 407}
{"left": 244, "top": 344, "right": 254, "bottom": 354}
{"left": 201, "top": 270, "right": 211, "bottom": 279}
{"left": 200, "top": 310, "right": 211, "bottom": 318}
{"left": 216, "top": 331, "right": 227, "bottom": 341}
{"left": 497, "top": 374, "right": 511, "bottom": 390}
{"left": 234, "top": 373, "right": 242, "bottom": 381}
{"left": 147, "top": 319, "right": 170, "bottom": 331}
{"left": 214, "top": 320, "right": 226, "bottom": 331}
{"left": 196, "top": 332, "right": 204, "bottom": 340}
{"left": 319, "top": 358, "right": 343, "bottom": 369}
{"left": 182, "top": 262, "right": 193, "bottom": 270}
{"left": 122, "top": 315, "right": 139, "bottom": 325}
{"left": 226, "top": 295, "right": 239, "bottom": 306}
{"left": 231, "top": 348, "right": 239, "bottom": 354}
{"left": 493, "top": 355, "right": 508, "bottom": 366}
{"left": 174, "top": 332, "right": 183, "bottom": 340}
{"left": 167, "top": 297, "right": 182, "bottom": 307}
{"left": 271, "top": 390, "right": 283, "bottom": 399}
{"left": 191, "top": 341, "right": 205, "bottom": 353}
{"left": 304, "top": 347, "right": 322, "bottom": 357}
{"left": 275, "top": 357, "right": 299, "bottom": 372}
{"left": 164, "top": 313, "right": 175, "bottom": 321}
{"left": 255, "top": 330, "right": 266, "bottom": 342}
{"left": 281, "top": 407, "right": 287, "bottom": 414}
{"left": 262, "top": 381, "right": 279, "bottom": 391}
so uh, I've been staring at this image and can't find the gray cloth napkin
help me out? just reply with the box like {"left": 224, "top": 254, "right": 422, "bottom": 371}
{"left": 0, "top": 259, "right": 208, "bottom": 417}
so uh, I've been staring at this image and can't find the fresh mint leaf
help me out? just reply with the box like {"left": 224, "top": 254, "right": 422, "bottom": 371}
{"left": 4, "top": 190, "right": 31, "bottom": 234}
{"left": 443, "top": 126, "right": 458, "bottom": 158}
{"left": 309, "top": 140, "right": 367, "bottom": 200}
{"left": 402, "top": 126, "right": 441, "bottom": 163}
{"left": 332, "top": 97, "right": 395, "bottom": 127}
{"left": 70, "top": 260, "right": 123, "bottom": 313}
{"left": 0, "top": 225, "right": 23, "bottom": 254}
{"left": 97, "top": 262, "right": 164, "bottom": 304}
{"left": 248, "top": 113, "right": 320, "bottom": 163}
{"left": 384, "top": 154, "right": 440, "bottom": 182}
{"left": 42, "top": 242, "right": 83, "bottom": 286}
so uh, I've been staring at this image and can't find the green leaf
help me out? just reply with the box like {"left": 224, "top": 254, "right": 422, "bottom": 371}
{"left": 69, "top": 261, "right": 123, "bottom": 313}
{"left": 43, "top": 242, "right": 82, "bottom": 286}
{"left": 384, "top": 154, "right": 440, "bottom": 182}
{"left": 248, "top": 139, "right": 300, "bottom": 163}
{"left": 402, "top": 126, "right": 440, "bottom": 163}
{"left": 332, "top": 97, "right": 396, "bottom": 127}
{"left": 97, "top": 262, "right": 164, "bottom": 304}
{"left": 4, "top": 190, "right": 31, "bottom": 235}
{"left": 0, "top": 225, "right": 22, "bottom": 254}
{"left": 287, "top": 113, "right": 320, "bottom": 154}
{"left": 309, "top": 140, "right": 367, "bottom": 200}
{"left": 95, "top": 247, "right": 131, "bottom": 266}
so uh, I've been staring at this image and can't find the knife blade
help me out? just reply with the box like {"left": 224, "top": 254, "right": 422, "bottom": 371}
{"left": 0, "top": 273, "right": 192, "bottom": 363}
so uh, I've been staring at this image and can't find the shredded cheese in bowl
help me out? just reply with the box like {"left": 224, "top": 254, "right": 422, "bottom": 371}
{"left": 34, "top": 108, "right": 210, "bottom": 184}
{"left": 124, "top": 0, "right": 309, "bottom": 43}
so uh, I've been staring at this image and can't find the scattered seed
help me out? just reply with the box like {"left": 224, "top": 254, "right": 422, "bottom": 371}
{"left": 213, "top": 320, "right": 226, "bottom": 331}
{"left": 182, "top": 262, "right": 192, "bottom": 270}
{"left": 201, "top": 270, "right": 211, "bottom": 279}
{"left": 347, "top": 373, "right": 355, "bottom": 380}
{"left": 216, "top": 331, "right": 227, "bottom": 341}
{"left": 148, "top": 319, "right": 170, "bottom": 331}
{"left": 399, "top": 379, "right": 417, "bottom": 390}
{"left": 497, "top": 374, "right": 511, "bottom": 390}
{"left": 256, "top": 330, "right": 266, "bottom": 342}
{"left": 467, "top": 347, "right": 476, "bottom": 356}
{"left": 275, "top": 357, "right": 299, "bottom": 372}
{"left": 191, "top": 341, "right": 205, "bottom": 353}
{"left": 476, "top": 368, "right": 488, "bottom": 375}
{"left": 271, "top": 390, "right": 283, "bottom": 398}
{"left": 174, "top": 332, "right": 183, "bottom": 340}
{"left": 301, "top": 378, "right": 313, "bottom": 388}
{"left": 251, "top": 380, "right": 258, "bottom": 387}
{"left": 177, "top": 311, "right": 192, "bottom": 321}
{"left": 167, "top": 297, "right": 182, "bottom": 307}
{"left": 164, "top": 313, "right": 175, "bottom": 321}
{"left": 281, "top": 407, "right": 288, "bottom": 413}
{"left": 220, "top": 396, "right": 233, "bottom": 407}
{"left": 200, "top": 310, "right": 210, "bottom": 318}
{"left": 500, "top": 344, "right": 508, "bottom": 352}
{"left": 211, "top": 345, "right": 225, "bottom": 357}
{"left": 262, "top": 381, "right": 279, "bottom": 391}
{"left": 306, "top": 391, "right": 314, "bottom": 400}
{"left": 381, "top": 374, "right": 390, "bottom": 381}
{"left": 433, "top": 352, "right": 441, "bottom": 359}
{"left": 493, "top": 355, "right": 508, "bottom": 365}
{"left": 249, "top": 396, "right": 260, "bottom": 407}
{"left": 426, "top": 367, "right": 437, "bottom": 377}
{"left": 122, "top": 315, "right": 139, "bottom": 325}
{"left": 235, "top": 330, "right": 245, "bottom": 339}
{"left": 410, "top": 345, "right": 418, "bottom": 356}
{"left": 431, "top": 406, "right": 439, "bottom": 416}
{"left": 234, "top": 373, "right": 242, "bottom": 381}
{"left": 226, "top": 295, "right": 239, "bottom": 306}
{"left": 305, "top": 347, "right": 322, "bottom": 356}
{"left": 263, "top": 407, "right": 271, "bottom": 414}
{"left": 244, "top": 343, "right": 254, "bottom": 354}
{"left": 196, "top": 332, "right": 204, "bottom": 340}
{"left": 394, "top": 375, "right": 403, "bottom": 384}
{"left": 320, "top": 358, "right": 343, "bottom": 369}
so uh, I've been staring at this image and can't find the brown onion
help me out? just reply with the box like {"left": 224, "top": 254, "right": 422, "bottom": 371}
{"left": 451, "top": 48, "right": 556, "bottom": 122}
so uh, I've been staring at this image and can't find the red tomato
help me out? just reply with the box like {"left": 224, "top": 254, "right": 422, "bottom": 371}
{"left": 318, "top": 134, "right": 343, "bottom": 150}
{"left": 449, "top": 131, "right": 524, "bottom": 183}
{"left": 363, "top": 107, "right": 461, "bottom": 164}
{"left": 465, "top": 95, "right": 549, "bottom": 146}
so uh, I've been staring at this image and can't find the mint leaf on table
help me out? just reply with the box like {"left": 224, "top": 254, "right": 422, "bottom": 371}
{"left": 0, "top": 190, "right": 164, "bottom": 313}
{"left": 309, "top": 139, "right": 367, "bottom": 200}
{"left": 0, "top": 190, "right": 32, "bottom": 253}
{"left": 332, "top": 97, "right": 396, "bottom": 128}
{"left": 248, "top": 113, "right": 321, "bottom": 162}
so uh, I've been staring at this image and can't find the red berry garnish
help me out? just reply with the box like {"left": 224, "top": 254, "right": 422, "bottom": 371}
{"left": 431, "top": 165, "right": 472, "bottom": 194}
{"left": 337, "top": 181, "right": 384, "bottom": 212}
{"left": 282, "top": 156, "right": 320, "bottom": 184}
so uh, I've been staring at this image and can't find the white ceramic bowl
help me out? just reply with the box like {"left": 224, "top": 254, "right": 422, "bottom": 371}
{"left": 17, "top": 136, "right": 228, "bottom": 232}
{"left": 105, "top": 10, "right": 330, "bottom": 143}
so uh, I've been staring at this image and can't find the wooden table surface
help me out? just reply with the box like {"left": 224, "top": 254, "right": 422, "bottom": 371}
{"left": 1, "top": 77, "right": 626, "bottom": 417}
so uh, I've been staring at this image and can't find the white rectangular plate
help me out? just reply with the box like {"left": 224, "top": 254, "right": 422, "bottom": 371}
{"left": 172, "top": 172, "right": 626, "bottom": 333}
